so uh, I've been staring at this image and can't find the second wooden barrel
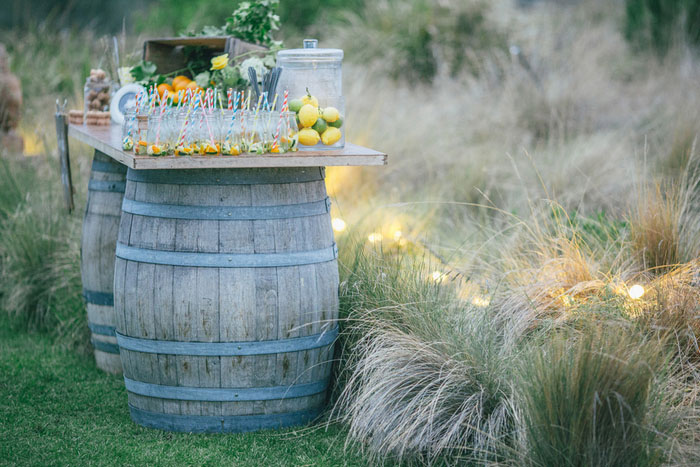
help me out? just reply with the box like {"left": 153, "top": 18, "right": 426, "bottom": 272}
{"left": 113, "top": 167, "right": 339, "bottom": 433}
{"left": 81, "top": 150, "right": 126, "bottom": 373}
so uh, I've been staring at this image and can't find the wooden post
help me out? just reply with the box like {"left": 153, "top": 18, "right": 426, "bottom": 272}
{"left": 55, "top": 99, "right": 74, "bottom": 213}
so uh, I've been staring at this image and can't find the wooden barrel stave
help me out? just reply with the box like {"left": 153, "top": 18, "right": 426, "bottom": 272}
{"left": 115, "top": 167, "right": 338, "bottom": 432}
{"left": 82, "top": 151, "right": 126, "bottom": 373}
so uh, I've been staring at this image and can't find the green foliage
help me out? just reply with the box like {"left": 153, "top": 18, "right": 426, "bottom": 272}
{"left": 337, "top": 235, "right": 456, "bottom": 325}
{"left": 0, "top": 157, "right": 85, "bottom": 345}
{"left": 129, "top": 60, "right": 157, "bottom": 82}
{"left": 225, "top": 0, "right": 281, "bottom": 47}
{"left": 517, "top": 327, "right": 677, "bottom": 467}
{"left": 1, "top": 0, "right": 149, "bottom": 33}
{"left": 0, "top": 25, "right": 101, "bottom": 114}
{"left": 335, "top": 0, "right": 507, "bottom": 83}
{"left": 277, "top": 0, "right": 365, "bottom": 33}
{"left": 134, "top": 0, "right": 364, "bottom": 37}
{"left": 624, "top": 0, "right": 700, "bottom": 55}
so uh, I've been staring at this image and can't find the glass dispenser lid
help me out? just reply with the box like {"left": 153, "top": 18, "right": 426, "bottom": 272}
{"left": 277, "top": 39, "right": 343, "bottom": 63}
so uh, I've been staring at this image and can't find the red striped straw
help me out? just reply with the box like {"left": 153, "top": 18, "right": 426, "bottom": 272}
{"left": 178, "top": 95, "right": 195, "bottom": 147}
{"left": 227, "top": 88, "right": 232, "bottom": 110}
{"left": 273, "top": 89, "right": 289, "bottom": 149}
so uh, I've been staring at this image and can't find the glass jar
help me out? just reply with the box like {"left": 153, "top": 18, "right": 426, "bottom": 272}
{"left": 121, "top": 111, "right": 137, "bottom": 151}
{"left": 198, "top": 113, "right": 220, "bottom": 155}
{"left": 276, "top": 39, "right": 343, "bottom": 100}
{"left": 133, "top": 114, "right": 149, "bottom": 155}
{"left": 83, "top": 71, "right": 112, "bottom": 119}
{"left": 146, "top": 115, "right": 172, "bottom": 156}
{"left": 220, "top": 110, "right": 242, "bottom": 156}
{"left": 173, "top": 113, "right": 195, "bottom": 156}
{"left": 277, "top": 39, "right": 345, "bottom": 150}
{"left": 273, "top": 111, "right": 299, "bottom": 153}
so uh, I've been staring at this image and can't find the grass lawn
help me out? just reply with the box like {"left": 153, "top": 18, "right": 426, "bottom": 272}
{"left": 0, "top": 316, "right": 364, "bottom": 466}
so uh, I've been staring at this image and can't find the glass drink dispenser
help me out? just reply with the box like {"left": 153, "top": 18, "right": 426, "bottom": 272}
{"left": 277, "top": 39, "right": 345, "bottom": 149}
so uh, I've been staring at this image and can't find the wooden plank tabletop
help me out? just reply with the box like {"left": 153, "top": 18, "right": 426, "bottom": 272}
{"left": 68, "top": 123, "right": 387, "bottom": 170}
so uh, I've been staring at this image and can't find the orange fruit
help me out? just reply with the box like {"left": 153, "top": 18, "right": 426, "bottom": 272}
{"left": 157, "top": 83, "right": 173, "bottom": 98}
{"left": 186, "top": 81, "right": 199, "bottom": 90}
{"left": 173, "top": 77, "right": 191, "bottom": 92}
{"left": 172, "top": 75, "right": 189, "bottom": 87}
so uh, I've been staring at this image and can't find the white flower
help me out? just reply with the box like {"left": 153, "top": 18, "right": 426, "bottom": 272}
{"left": 118, "top": 67, "right": 135, "bottom": 85}
{"left": 239, "top": 57, "right": 267, "bottom": 84}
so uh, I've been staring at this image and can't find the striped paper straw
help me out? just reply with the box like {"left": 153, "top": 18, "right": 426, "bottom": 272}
{"left": 225, "top": 91, "right": 240, "bottom": 144}
{"left": 273, "top": 90, "right": 288, "bottom": 149}
{"left": 177, "top": 96, "right": 195, "bottom": 148}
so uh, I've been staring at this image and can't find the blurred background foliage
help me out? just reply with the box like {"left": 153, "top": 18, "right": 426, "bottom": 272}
{"left": 624, "top": 0, "right": 700, "bottom": 55}
{"left": 2, "top": 0, "right": 699, "bottom": 95}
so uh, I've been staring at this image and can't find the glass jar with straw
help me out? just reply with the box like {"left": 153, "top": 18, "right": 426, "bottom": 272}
{"left": 275, "top": 111, "right": 298, "bottom": 153}
{"left": 146, "top": 115, "right": 170, "bottom": 156}
{"left": 174, "top": 112, "right": 194, "bottom": 156}
{"left": 196, "top": 112, "right": 219, "bottom": 155}
{"left": 121, "top": 110, "right": 137, "bottom": 151}
{"left": 220, "top": 109, "right": 242, "bottom": 155}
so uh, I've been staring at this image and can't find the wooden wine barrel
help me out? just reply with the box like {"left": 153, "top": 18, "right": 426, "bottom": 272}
{"left": 113, "top": 167, "right": 339, "bottom": 433}
{"left": 81, "top": 150, "right": 126, "bottom": 373}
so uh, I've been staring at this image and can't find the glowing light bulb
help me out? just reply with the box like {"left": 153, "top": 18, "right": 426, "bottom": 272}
{"left": 332, "top": 218, "right": 346, "bottom": 232}
{"left": 393, "top": 230, "right": 402, "bottom": 241}
{"left": 368, "top": 233, "right": 383, "bottom": 243}
{"left": 628, "top": 284, "right": 645, "bottom": 300}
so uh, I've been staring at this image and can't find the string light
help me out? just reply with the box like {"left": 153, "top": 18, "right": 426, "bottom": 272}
{"left": 368, "top": 233, "right": 383, "bottom": 243}
{"left": 628, "top": 284, "right": 645, "bottom": 299}
{"left": 431, "top": 271, "right": 444, "bottom": 283}
{"left": 471, "top": 295, "right": 490, "bottom": 307}
{"left": 393, "top": 230, "right": 403, "bottom": 241}
{"left": 332, "top": 218, "right": 346, "bottom": 232}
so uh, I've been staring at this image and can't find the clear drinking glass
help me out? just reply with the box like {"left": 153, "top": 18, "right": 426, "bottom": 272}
{"left": 220, "top": 110, "right": 242, "bottom": 155}
{"left": 146, "top": 115, "right": 171, "bottom": 156}
{"left": 199, "top": 113, "right": 220, "bottom": 155}
{"left": 121, "top": 111, "right": 137, "bottom": 151}
{"left": 173, "top": 113, "right": 194, "bottom": 156}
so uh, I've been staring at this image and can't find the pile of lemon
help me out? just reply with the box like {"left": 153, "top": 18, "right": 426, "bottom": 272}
{"left": 289, "top": 91, "right": 343, "bottom": 147}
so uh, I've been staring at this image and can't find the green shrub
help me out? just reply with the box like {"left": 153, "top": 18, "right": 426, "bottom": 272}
{"left": 331, "top": 0, "right": 506, "bottom": 83}
{"left": 625, "top": 0, "right": 700, "bottom": 55}
{"left": 134, "top": 0, "right": 365, "bottom": 37}
{"left": 517, "top": 327, "right": 678, "bottom": 467}
{"left": 0, "top": 157, "right": 86, "bottom": 347}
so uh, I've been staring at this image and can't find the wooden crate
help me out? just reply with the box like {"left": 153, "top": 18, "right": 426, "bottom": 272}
{"left": 143, "top": 37, "right": 267, "bottom": 75}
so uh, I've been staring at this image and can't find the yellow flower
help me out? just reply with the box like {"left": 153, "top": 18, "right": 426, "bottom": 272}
{"left": 210, "top": 53, "right": 229, "bottom": 71}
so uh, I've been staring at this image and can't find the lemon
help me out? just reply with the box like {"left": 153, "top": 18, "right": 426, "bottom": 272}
{"left": 328, "top": 116, "right": 343, "bottom": 129}
{"left": 298, "top": 128, "right": 320, "bottom": 146}
{"left": 289, "top": 99, "right": 304, "bottom": 113}
{"left": 298, "top": 104, "right": 318, "bottom": 128}
{"left": 322, "top": 107, "right": 340, "bottom": 123}
{"left": 311, "top": 117, "right": 327, "bottom": 135}
{"left": 321, "top": 127, "right": 342, "bottom": 146}
{"left": 300, "top": 88, "right": 319, "bottom": 108}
